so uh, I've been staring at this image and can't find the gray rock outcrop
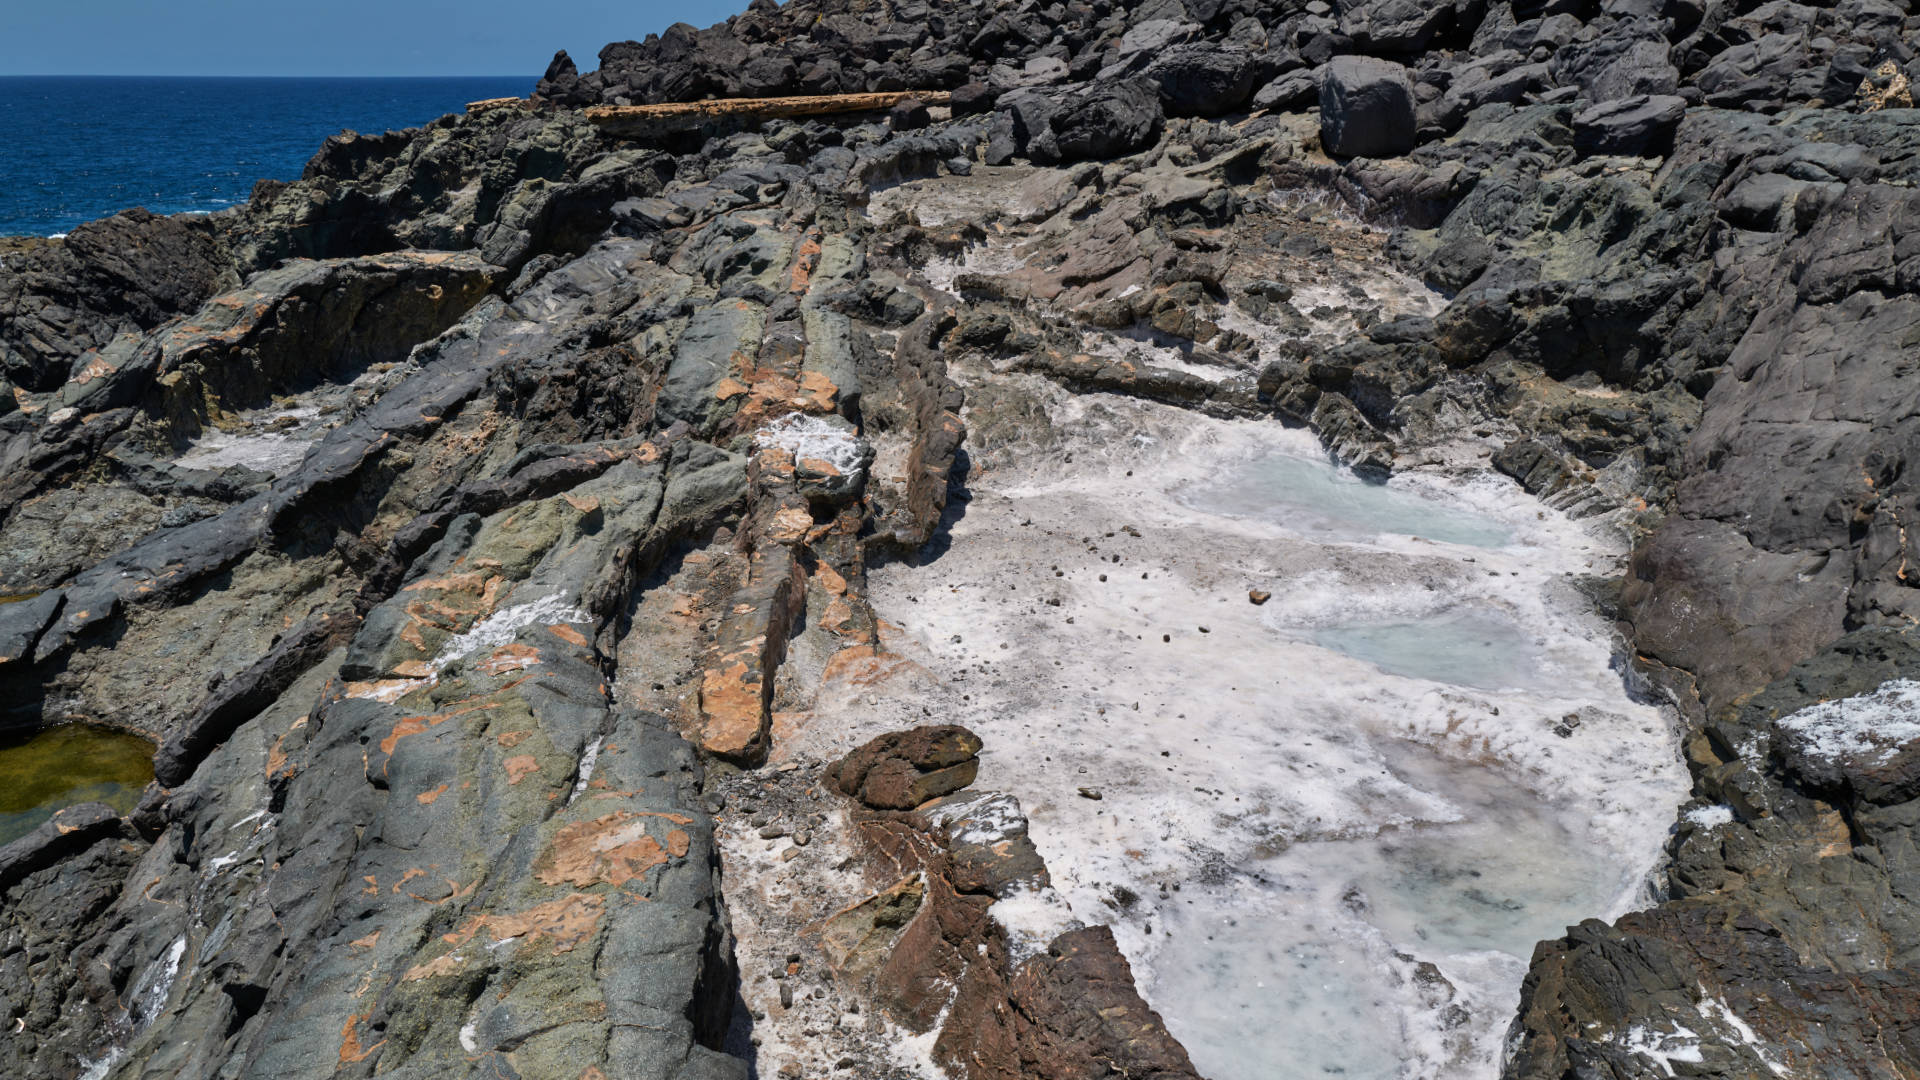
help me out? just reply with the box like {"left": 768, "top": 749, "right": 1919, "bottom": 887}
{"left": 4, "top": 0, "right": 1920, "bottom": 1076}
{"left": 1320, "top": 55, "right": 1417, "bottom": 157}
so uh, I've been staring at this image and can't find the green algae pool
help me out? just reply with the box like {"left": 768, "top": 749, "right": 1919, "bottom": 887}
{"left": 0, "top": 725, "right": 154, "bottom": 845}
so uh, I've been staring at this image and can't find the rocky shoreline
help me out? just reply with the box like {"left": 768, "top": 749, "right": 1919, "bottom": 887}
{"left": 4, "top": 0, "right": 1919, "bottom": 1076}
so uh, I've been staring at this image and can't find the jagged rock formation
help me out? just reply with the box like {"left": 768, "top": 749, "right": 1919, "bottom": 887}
{"left": 3, "top": 0, "right": 1920, "bottom": 1077}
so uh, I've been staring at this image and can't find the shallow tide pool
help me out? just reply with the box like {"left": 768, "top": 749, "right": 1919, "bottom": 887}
{"left": 1312, "top": 609, "right": 1544, "bottom": 692}
{"left": 0, "top": 724, "right": 154, "bottom": 845}
{"left": 1181, "top": 451, "right": 1515, "bottom": 549}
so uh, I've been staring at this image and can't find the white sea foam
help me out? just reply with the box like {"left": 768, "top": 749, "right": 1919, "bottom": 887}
{"left": 1616, "top": 1023, "right": 1704, "bottom": 1077}
{"left": 567, "top": 735, "right": 605, "bottom": 805}
{"left": 1697, "top": 991, "right": 1789, "bottom": 1076}
{"left": 76, "top": 1049, "right": 125, "bottom": 1080}
{"left": 1685, "top": 804, "right": 1735, "bottom": 829}
{"left": 1774, "top": 679, "right": 1920, "bottom": 765}
{"left": 990, "top": 883, "right": 1083, "bottom": 963}
{"left": 753, "top": 413, "right": 867, "bottom": 476}
{"left": 431, "top": 592, "right": 591, "bottom": 669}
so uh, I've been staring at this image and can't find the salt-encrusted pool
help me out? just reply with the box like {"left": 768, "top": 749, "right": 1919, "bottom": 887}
{"left": 1312, "top": 609, "right": 1544, "bottom": 691}
{"left": 1181, "top": 449, "right": 1515, "bottom": 549}
{"left": 804, "top": 400, "right": 1689, "bottom": 1079}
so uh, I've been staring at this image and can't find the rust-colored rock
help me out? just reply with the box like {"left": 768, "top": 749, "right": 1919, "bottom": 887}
{"left": 817, "top": 874, "right": 926, "bottom": 977}
{"left": 829, "top": 724, "right": 983, "bottom": 810}
{"left": 535, "top": 810, "right": 694, "bottom": 888}
{"left": 997, "top": 927, "right": 1201, "bottom": 1080}
{"left": 832, "top": 788, "right": 1201, "bottom": 1080}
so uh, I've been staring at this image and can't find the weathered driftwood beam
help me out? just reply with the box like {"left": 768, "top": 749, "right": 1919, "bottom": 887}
{"left": 584, "top": 90, "right": 951, "bottom": 133}
{"left": 466, "top": 97, "right": 530, "bottom": 114}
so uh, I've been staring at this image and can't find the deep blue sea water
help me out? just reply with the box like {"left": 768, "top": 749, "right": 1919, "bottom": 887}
{"left": 0, "top": 76, "right": 530, "bottom": 236}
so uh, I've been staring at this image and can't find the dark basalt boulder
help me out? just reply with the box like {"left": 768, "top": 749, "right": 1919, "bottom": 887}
{"left": 0, "top": 209, "right": 232, "bottom": 392}
{"left": 888, "top": 96, "right": 932, "bottom": 130}
{"left": 1319, "top": 55, "right": 1417, "bottom": 157}
{"left": 0, "top": 802, "right": 129, "bottom": 893}
{"left": 1003, "top": 926, "right": 1205, "bottom": 1079}
{"left": 952, "top": 80, "right": 1000, "bottom": 115}
{"left": 989, "top": 78, "right": 1166, "bottom": 164}
{"left": 1144, "top": 43, "right": 1265, "bottom": 116}
{"left": 1548, "top": 18, "right": 1680, "bottom": 104}
{"left": 1339, "top": 0, "right": 1458, "bottom": 54}
{"left": 1572, "top": 93, "right": 1687, "bottom": 156}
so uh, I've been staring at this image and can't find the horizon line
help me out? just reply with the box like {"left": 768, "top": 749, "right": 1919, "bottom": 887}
{"left": 0, "top": 73, "right": 534, "bottom": 80}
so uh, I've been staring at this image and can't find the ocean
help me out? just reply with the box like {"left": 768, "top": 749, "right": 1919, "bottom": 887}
{"left": 0, "top": 75, "right": 530, "bottom": 237}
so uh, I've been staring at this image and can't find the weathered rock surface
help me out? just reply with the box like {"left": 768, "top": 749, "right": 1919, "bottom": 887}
{"left": 819, "top": 728, "right": 1200, "bottom": 1080}
{"left": 1320, "top": 55, "right": 1417, "bottom": 157}
{"left": 6, "top": 0, "right": 1920, "bottom": 1075}
{"left": 828, "top": 723, "right": 983, "bottom": 809}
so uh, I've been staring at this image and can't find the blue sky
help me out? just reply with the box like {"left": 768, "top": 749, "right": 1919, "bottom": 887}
{"left": 1, "top": 1, "right": 747, "bottom": 76}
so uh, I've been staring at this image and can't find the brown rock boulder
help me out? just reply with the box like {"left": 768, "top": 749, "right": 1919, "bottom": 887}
{"left": 1003, "top": 926, "right": 1202, "bottom": 1080}
{"left": 829, "top": 724, "right": 983, "bottom": 810}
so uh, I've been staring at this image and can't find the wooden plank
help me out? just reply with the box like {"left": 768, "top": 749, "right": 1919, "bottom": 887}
{"left": 585, "top": 90, "right": 951, "bottom": 131}
{"left": 466, "top": 97, "right": 529, "bottom": 114}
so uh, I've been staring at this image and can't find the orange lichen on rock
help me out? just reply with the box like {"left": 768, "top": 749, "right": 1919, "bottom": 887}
{"left": 814, "top": 563, "right": 849, "bottom": 595}
{"left": 403, "top": 893, "right": 606, "bottom": 981}
{"left": 379, "top": 712, "right": 458, "bottom": 756}
{"left": 535, "top": 810, "right": 695, "bottom": 888}
{"left": 479, "top": 642, "right": 542, "bottom": 675}
{"left": 266, "top": 717, "right": 306, "bottom": 781}
{"left": 700, "top": 659, "right": 766, "bottom": 758}
{"left": 338, "top": 1010, "right": 384, "bottom": 1063}
{"left": 816, "top": 595, "right": 858, "bottom": 635}
{"left": 343, "top": 677, "right": 430, "bottom": 703}
{"left": 768, "top": 506, "right": 815, "bottom": 541}
{"left": 377, "top": 699, "right": 506, "bottom": 767}
{"left": 796, "top": 370, "right": 839, "bottom": 411}
{"left": 790, "top": 236, "right": 822, "bottom": 292}
{"left": 820, "top": 644, "right": 923, "bottom": 689}
{"left": 504, "top": 754, "right": 541, "bottom": 785}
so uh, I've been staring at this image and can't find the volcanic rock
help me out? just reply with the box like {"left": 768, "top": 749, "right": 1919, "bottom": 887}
{"left": 829, "top": 724, "right": 984, "bottom": 810}
{"left": 1319, "top": 56, "right": 1417, "bottom": 158}
{"left": 4, "top": 0, "right": 1920, "bottom": 1075}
